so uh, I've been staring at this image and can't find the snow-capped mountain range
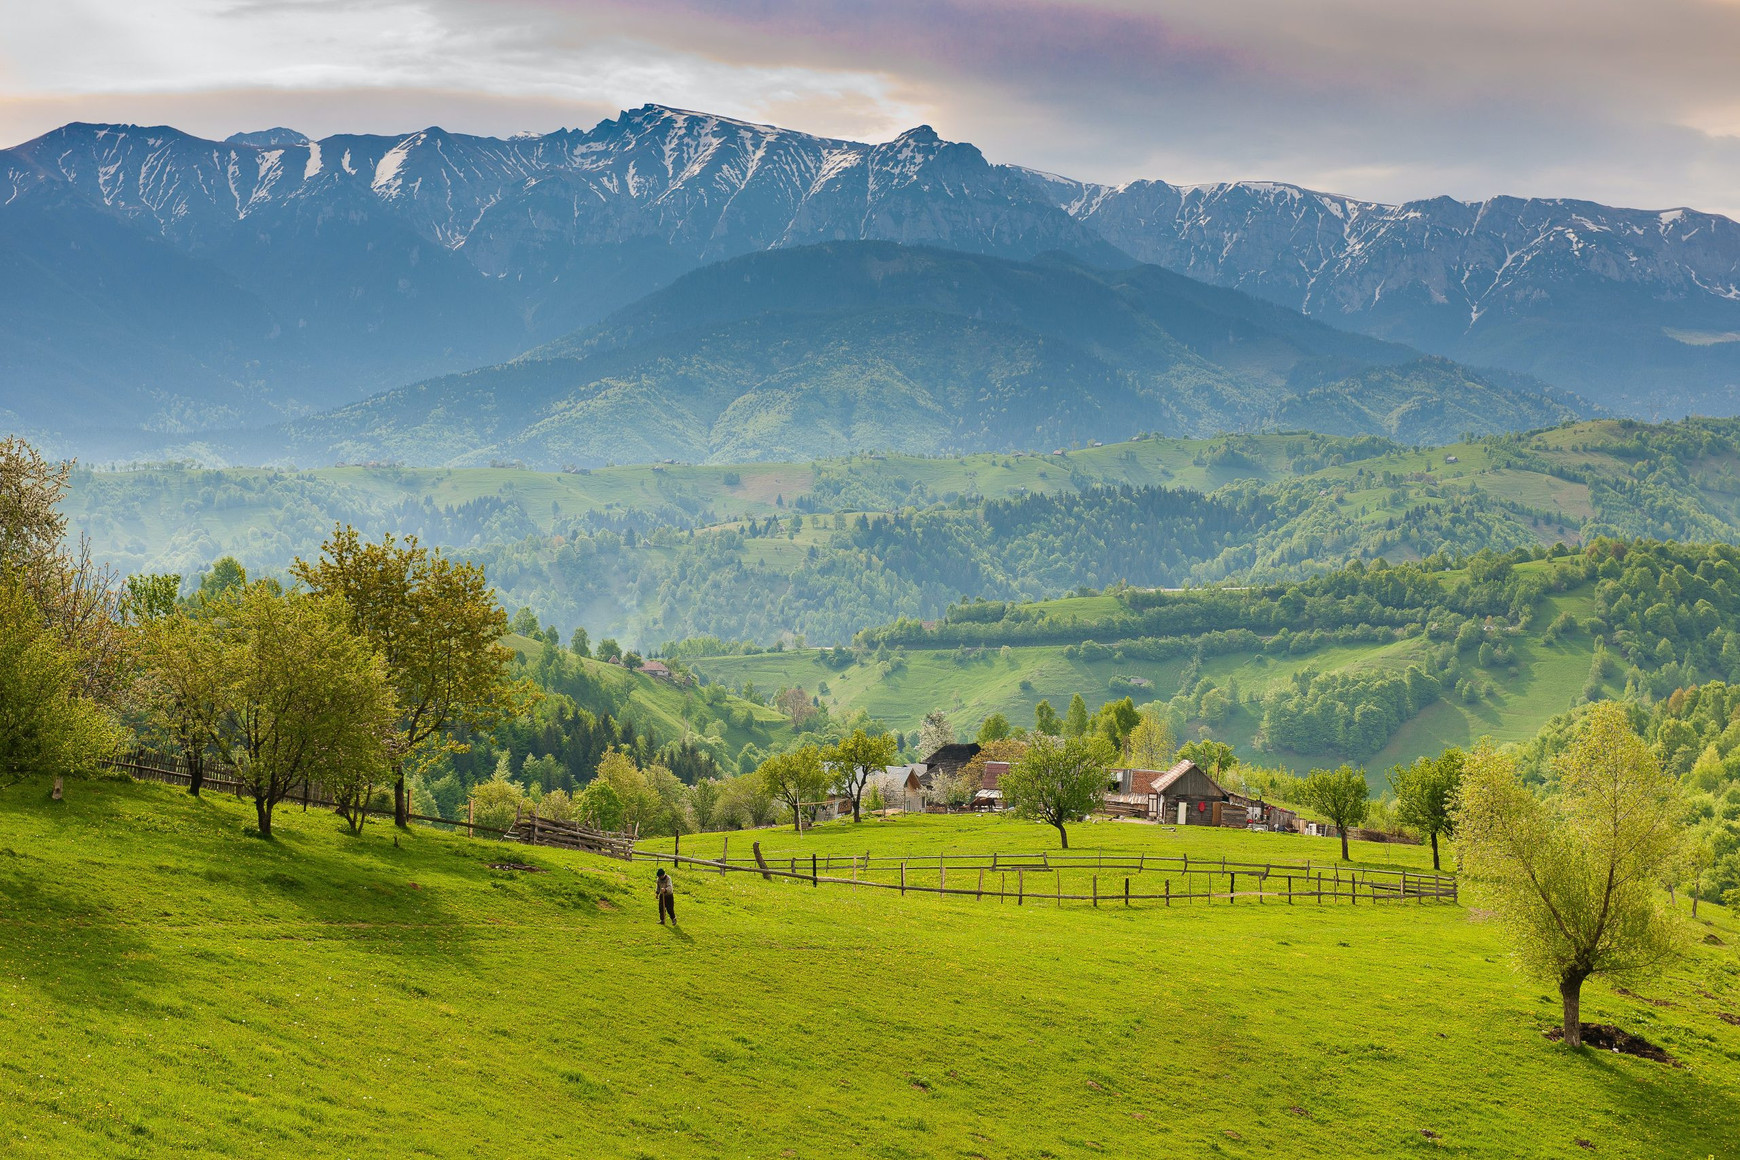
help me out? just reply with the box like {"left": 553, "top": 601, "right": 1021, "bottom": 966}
{"left": 3, "top": 104, "right": 1738, "bottom": 438}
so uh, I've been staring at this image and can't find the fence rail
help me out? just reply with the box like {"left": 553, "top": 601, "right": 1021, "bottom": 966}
{"left": 634, "top": 846, "right": 1457, "bottom": 906}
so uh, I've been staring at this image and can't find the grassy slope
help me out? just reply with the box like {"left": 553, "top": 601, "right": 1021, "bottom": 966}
{"left": 6, "top": 778, "right": 1740, "bottom": 1159}
{"left": 500, "top": 635, "right": 795, "bottom": 754}
{"left": 691, "top": 573, "right": 1608, "bottom": 774}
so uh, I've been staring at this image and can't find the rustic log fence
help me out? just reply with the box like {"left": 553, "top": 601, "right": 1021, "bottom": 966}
{"left": 632, "top": 845, "right": 1457, "bottom": 905}
{"left": 101, "top": 750, "right": 633, "bottom": 854}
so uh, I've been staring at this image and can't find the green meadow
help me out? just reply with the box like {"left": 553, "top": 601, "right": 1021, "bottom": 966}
{"left": 6, "top": 775, "right": 1740, "bottom": 1158}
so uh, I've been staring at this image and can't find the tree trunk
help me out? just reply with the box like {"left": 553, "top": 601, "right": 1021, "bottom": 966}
{"left": 1056, "top": 821, "right": 1070, "bottom": 850}
{"left": 52, "top": 776, "right": 63, "bottom": 801}
{"left": 254, "top": 796, "right": 274, "bottom": 838}
{"left": 1339, "top": 826, "right": 1349, "bottom": 861}
{"left": 393, "top": 765, "right": 409, "bottom": 828}
{"left": 1560, "top": 972, "right": 1587, "bottom": 1048}
{"left": 1430, "top": 830, "right": 1440, "bottom": 870}
{"left": 851, "top": 786, "right": 862, "bottom": 823}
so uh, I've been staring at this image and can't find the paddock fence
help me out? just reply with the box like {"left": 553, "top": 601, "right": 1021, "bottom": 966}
{"left": 632, "top": 842, "right": 1457, "bottom": 906}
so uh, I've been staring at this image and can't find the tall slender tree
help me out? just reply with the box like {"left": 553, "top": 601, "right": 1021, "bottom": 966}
{"left": 1390, "top": 748, "right": 1464, "bottom": 870}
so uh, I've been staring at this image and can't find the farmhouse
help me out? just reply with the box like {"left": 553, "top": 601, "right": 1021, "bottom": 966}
{"left": 638, "top": 659, "right": 673, "bottom": 680}
{"left": 867, "top": 763, "right": 929, "bottom": 812}
{"left": 1106, "top": 759, "right": 1253, "bottom": 826}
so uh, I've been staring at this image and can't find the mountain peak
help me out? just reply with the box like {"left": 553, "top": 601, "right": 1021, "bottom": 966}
{"left": 894, "top": 125, "right": 941, "bottom": 144}
{"left": 225, "top": 127, "right": 311, "bottom": 148}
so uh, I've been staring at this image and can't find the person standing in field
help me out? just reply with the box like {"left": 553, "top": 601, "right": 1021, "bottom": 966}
{"left": 655, "top": 867, "right": 676, "bottom": 925}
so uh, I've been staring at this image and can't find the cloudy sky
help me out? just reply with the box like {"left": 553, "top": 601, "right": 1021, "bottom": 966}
{"left": 5, "top": 0, "right": 1740, "bottom": 214}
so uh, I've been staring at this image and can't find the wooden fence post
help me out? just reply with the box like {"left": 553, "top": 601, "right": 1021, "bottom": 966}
{"left": 940, "top": 862, "right": 946, "bottom": 896}
{"left": 1124, "top": 877, "right": 1130, "bottom": 907}
{"left": 1093, "top": 875, "right": 1098, "bottom": 908}
{"left": 720, "top": 836, "right": 729, "bottom": 874}
{"left": 1229, "top": 871, "right": 1235, "bottom": 903}
{"left": 1164, "top": 879, "right": 1170, "bottom": 907}
{"left": 753, "top": 841, "right": 772, "bottom": 881}
{"left": 812, "top": 854, "right": 818, "bottom": 887}
{"left": 1018, "top": 869, "right": 1024, "bottom": 906}
{"left": 467, "top": 799, "right": 474, "bottom": 839}
{"left": 977, "top": 868, "right": 984, "bottom": 900}
{"left": 901, "top": 863, "right": 906, "bottom": 895}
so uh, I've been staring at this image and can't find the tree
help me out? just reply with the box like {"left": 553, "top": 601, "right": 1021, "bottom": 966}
{"left": 756, "top": 746, "right": 828, "bottom": 831}
{"left": 825, "top": 729, "right": 897, "bottom": 823}
{"left": 208, "top": 583, "right": 395, "bottom": 838}
{"left": 121, "top": 573, "right": 181, "bottom": 624}
{"left": 977, "top": 713, "right": 1011, "bottom": 743}
{"left": 1033, "top": 699, "right": 1062, "bottom": 736}
{"left": 1299, "top": 765, "right": 1371, "bottom": 861}
{"left": 778, "top": 685, "right": 818, "bottom": 728}
{"left": 1063, "top": 693, "right": 1090, "bottom": 737}
{"left": 1124, "top": 708, "right": 1175, "bottom": 770}
{"left": 570, "top": 627, "right": 591, "bottom": 657}
{"left": 139, "top": 606, "right": 224, "bottom": 796}
{"left": 1455, "top": 705, "right": 1688, "bottom": 1049}
{"left": 1000, "top": 733, "right": 1115, "bottom": 849}
{"left": 597, "top": 638, "right": 623, "bottom": 663}
{"left": 918, "top": 709, "right": 954, "bottom": 756}
{"left": 1178, "top": 738, "right": 1237, "bottom": 777}
{"left": 1093, "top": 697, "right": 1140, "bottom": 751}
{"left": 0, "top": 579, "right": 123, "bottom": 790}
{"left": 1390, "top": 748, "right": 1465, "bottom": 870}
{"left": 294, "top": 527, "right": 518, "bottom": 826}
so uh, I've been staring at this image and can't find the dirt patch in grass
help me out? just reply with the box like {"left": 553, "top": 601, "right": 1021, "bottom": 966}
{"left": 1544, "top": 1024, "right": 1679, "bottom": 1065}
{"left": 1718, "top": 1012, "right": 1740, "bottom": 1026}
{"left": 488, "top": 863, "right": 549, "bottom": 873}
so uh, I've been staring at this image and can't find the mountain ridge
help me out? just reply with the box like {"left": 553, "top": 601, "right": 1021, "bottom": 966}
{"left": 2, "top": 104, "right": 1735, "bottom": 443}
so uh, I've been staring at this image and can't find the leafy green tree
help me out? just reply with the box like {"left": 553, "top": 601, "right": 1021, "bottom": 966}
{"left": 294, "top": 527, "right": 518, "bottom": 826}
{"left": 139, "top": 606, "right": 224, "bottom": 795}
{"left": 1063, "top": 693, "right": 1090, "bottom": 738}
{"left": 597, "top": 638, "right": 623, "bottom": 663}
{"left": 471, "top": 763, "right": 528, "bottom": 835}
{"left": 1124, "top": 706, "right": 1175, "bottom": 770}
{"left": 1390, "top": 748, "right": 1465, "bottom": 869}
{"left": 121, "top": 573, "right": 181, "bottom": 623}
{"left": 209, "top": 583, "right": 396, "bottom": 837}
{"left": 195, "top": 557, "right": 248, "bottom": 603}
{"left": 0, "top": 580, "right": 123, "bottom": 791}
{"left": 575, "top": 778, "right": 625, "bottom": 831}
{"left": 1178, "top": 738, "right": 1237, "bottom": 777}
{"left": 1093, "top": 697, "right": 1140, "bottom": 751}
{"left": 825, "top": 728, "right": 898, "bottom": 823}
{"left": 1001, "top": 733, "right": 1115, "bottom": 849}
{"left": 756, "top": 745, "right": 829, "bottom": 831}
{"left": 977, "top": 713, "right": 1011, "bottom": 743}
{"left": 1299, "top": 765, "right": 1371, "bottom": 861}
{"left": 1033, "top": 699, "right": 1062, "bottom": 736}
{"left": 1456, "top": 705, "right": 1688, "bottom": 1049}
{"left": 569, "top": 627, "right": 591, "bottom": 658}
{"left": 510, "top": 606, "right": 540, "bottom": 636}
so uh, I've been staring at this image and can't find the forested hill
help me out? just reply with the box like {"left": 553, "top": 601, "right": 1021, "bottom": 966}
{"left": 274, "top": 242, "right": 1582, "bottom": 467}
{"left": 694, "top": 539, "right": 1740, "bottom": 779}
{"left": 65, "top": 416, "right": 1740, "bottom": 648}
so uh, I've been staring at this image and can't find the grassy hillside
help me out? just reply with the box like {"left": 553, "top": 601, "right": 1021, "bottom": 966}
{"left": 6, "top": 776, "right": 1740, "bottom": 1158}
{"left": 63, "top": 416, "right": 1740, "bottom": 650}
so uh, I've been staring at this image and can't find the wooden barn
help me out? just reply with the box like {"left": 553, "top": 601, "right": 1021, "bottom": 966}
{"left": 920, "top": 743, "right": 982, "bottom": 784}
{"left": 1145, "top": 760, "right": 1232, "bottom": 826}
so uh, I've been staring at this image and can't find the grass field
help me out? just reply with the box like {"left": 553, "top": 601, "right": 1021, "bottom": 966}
{"left": 6, "top": 776, "right": 1740, "bottom": 1158}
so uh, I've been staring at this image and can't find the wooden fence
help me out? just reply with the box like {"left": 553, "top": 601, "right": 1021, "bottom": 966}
{"left": 105, "top": 751, "right": 1451, "bottom": 905}
{"left": 634, "top": 844, "right": 1457, "bottom": 906}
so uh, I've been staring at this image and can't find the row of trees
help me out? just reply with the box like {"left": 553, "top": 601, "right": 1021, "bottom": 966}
{"left": 2, "top": 437, "right": 524, "bottom": 843}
